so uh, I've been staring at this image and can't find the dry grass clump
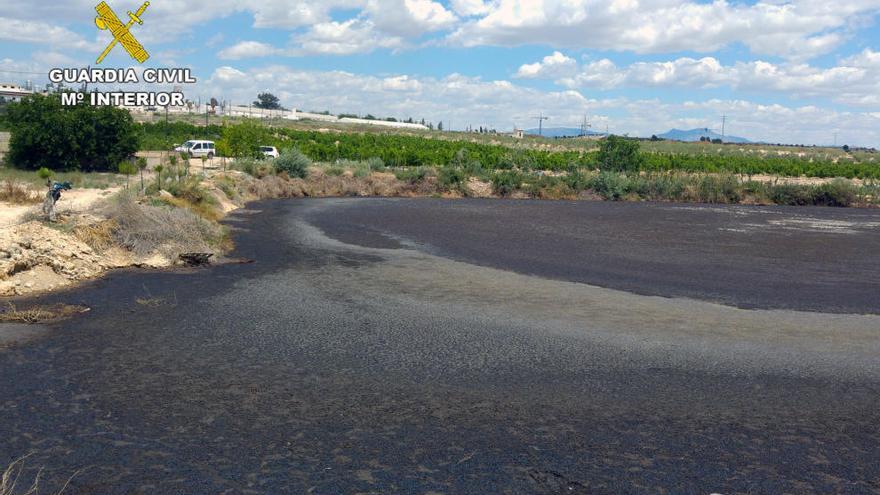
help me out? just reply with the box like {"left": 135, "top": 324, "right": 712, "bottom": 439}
{"left": 246, "top": 174, "right": 307, "bottom": 199}
{"left": 0, "top": 303, "right": 89, "bottom": 324}
{"left": 1, "top": 456, "right": 76, "bottom": 495}
{"left": 106, "top": 192, "right": 225, "bottom": 257}
{"left": 0, "top": 180, "right": 40, "bottom": 204}
{"left": 302, "top": 171, "right": 425, "bottom": 197}
{"left": 72, "top": 219, "right": 118, "bottom": 251}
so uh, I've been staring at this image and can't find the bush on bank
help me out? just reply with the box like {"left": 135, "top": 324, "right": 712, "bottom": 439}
{"left": 6, "top": 94, "right": 138, "bottom": 171}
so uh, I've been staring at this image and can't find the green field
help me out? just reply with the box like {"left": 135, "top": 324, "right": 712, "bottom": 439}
{"left": 137, "top": 119, "right": 880, "bottom": 179}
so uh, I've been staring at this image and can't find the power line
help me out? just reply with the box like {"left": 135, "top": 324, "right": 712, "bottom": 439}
{"left": 532, "top": 112, "right": 549, "bottom": 136}
{"left": 579, "top": 114, "right": 591, "bottom": 137}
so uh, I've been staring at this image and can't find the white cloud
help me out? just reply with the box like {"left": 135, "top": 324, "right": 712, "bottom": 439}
{"left": 249, "top": 1, "right": 366, "bottom": 29}
{"left": 515, "top": 51, "right": 577, "bottom": 79}
{"left": 2, "top": 0, "right": 877, "bottom": 62}
{"left": 446, "top": 0, "right": 880, "bottom": 60}
{"left": 293, "top": 19, "right": 405, "bottom": 55}
{"left": 366, "top": 0, "right": 458, "bottom": 37}
{"left": 382, "top": 75, "right": 423, "bottom": 91}
{"left": 522, "top": 49, "right": 880, "bottom": 108}
{"left": 0, "top": 16, "right": 98, "bottom": 52}
{"left": 450, "top": 0, "right": 493, "bottom": 16}
{"left": 218, "top": 41, "right": 283, "bottom": 60}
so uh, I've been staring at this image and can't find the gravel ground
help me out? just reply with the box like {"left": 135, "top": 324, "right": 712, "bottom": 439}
{"left": 0, "top": 198, "right": 878, "bottom": 494}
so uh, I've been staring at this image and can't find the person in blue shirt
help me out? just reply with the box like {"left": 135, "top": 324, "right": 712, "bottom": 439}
{"left": 42, "top": 181, "right": 72, "bottom": 222}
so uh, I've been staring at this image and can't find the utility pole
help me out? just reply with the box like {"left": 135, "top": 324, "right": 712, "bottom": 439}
{"left": 579, "top": 114, "right": 591, "bottom": 137}
{"left": 533, "top": 113, "right": 549, "bottom": 136}
{"left": 721, "top": 115, "right": 726, "bottom": 141}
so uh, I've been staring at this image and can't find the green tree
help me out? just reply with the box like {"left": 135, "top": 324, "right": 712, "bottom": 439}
{"left": 136, "top": 157, "right": 148, "bottom": 192}
{"left": 37, "top": 167, "right": 53, "bottom": 183}
{"left": 273, "top": 148, "right": 310, "bottom": 179}
{"left": 253, "top": 92, "right": 281, "bottom": 110}
{"left": 222, "top": 120, "right": 268, "bottom": 159}
{"left": 6, "top": 93, "right": 138, "bottom": 171}
{"left": 597, "top": 135, "right": 643, "bottom": 172}
{"left": 118, "top": 161, "right": 137, "bottom": 189}
{"left": 154, "top": 164, "right": 164, "bottom": 191}
{"left": 215, "top": 139, "right": 232, "bottom": 171}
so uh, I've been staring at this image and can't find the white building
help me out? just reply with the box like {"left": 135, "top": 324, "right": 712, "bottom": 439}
{"left": 0, "top": 83, "right": 32, "bottom": 103}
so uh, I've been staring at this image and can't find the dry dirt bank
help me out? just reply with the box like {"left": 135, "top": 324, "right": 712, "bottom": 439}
{"left": 0, "top": 167, "right": 454, "bottom": 298}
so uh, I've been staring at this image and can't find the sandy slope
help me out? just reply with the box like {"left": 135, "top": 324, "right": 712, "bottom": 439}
{"left": 0, "top": 187, "right": 120, "bottom": 228}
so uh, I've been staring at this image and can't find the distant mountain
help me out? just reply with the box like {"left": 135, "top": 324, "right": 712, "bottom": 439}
{"left": 657, "top": 128, "right": 750, "bottom": 143}
{"left": 525, "top": 127, "right": 605, "bottom": 138}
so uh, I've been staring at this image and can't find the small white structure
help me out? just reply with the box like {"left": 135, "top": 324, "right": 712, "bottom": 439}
{"left": 0, "top": 83, "right": 32, "bottom": 103}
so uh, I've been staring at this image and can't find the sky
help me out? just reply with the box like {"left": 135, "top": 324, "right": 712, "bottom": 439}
{"left": 0, "top": 0, "right": 879, "bottom": 146}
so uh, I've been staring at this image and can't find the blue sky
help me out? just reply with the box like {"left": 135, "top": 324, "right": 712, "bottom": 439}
{"left": 0, "top": 0, "right": 879, "bottom": 145}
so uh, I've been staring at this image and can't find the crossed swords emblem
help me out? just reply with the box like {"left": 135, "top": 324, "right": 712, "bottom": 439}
{"left": 94, "top": 1, "right": 150, "bottom": 64}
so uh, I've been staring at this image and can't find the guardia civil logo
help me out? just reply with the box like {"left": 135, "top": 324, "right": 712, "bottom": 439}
{"left": 94, "top": 1, "right": 150, "bottom": 64}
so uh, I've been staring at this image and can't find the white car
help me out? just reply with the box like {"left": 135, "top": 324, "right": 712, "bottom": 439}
{"left": 174, "top": 140, "right": 216, "bottom": 159}
{"left": 260, "top": 146, "right": 279, "bottom": 159}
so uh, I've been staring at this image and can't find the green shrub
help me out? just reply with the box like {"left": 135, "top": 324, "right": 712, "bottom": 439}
{"left": 167, "top": 179, "right": 213, "bottom": 206}
{"left": 562, "top": 170, "right": 595, "bottom": 191}
{"left": 394, "top": 167, "right": 429, "bottom": 184}
{"left": 366, "top": 157, "right": 386, "bottom": 172}
{"left": 698, "top": 174, "right": 742, "bottom": 203}
{"left": 233, "top": 158, "right": 260, "bottom": 176}
{"left": 645, "top": 173, "right": 686, "bottom": 200}
{"left": 352, "top": 162, "right": 371, "bottom": 178}
{"left": 492, "top": 171, "right": 524, "bottom": 196}
{"left": 813, "top": 179, "right": 857, "bottom": 207}
{"left": 593, "top": 171, "right": 629, "bottom": 200}
{"left": 598, "top": 135, "right": 643, "bottom": 172}
{"left": 222, "top": 120, "right": 269, "bottom": 159}
{"left": 6, "top": 94, "right": 138, "bottom": 171}
{"left": 274, "top": 148, "right": 310, "bottom": 178}
{"left": 769, "top": 183, "right": 815, "bottom": 206}
{"left": 439, "top": 167, "right": 467, "bottom": 190}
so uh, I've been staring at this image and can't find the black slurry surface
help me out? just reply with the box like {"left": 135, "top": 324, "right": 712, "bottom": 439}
{"left": 0, "top": 199, "right": 878, "bottom": 494}
{"left": 309, "top": 198, "right": 880, "bottom": 313}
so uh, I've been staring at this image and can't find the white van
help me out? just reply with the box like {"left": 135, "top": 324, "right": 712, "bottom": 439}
{"left": 175, "top": 140, "right": 215, "bottom": 159}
